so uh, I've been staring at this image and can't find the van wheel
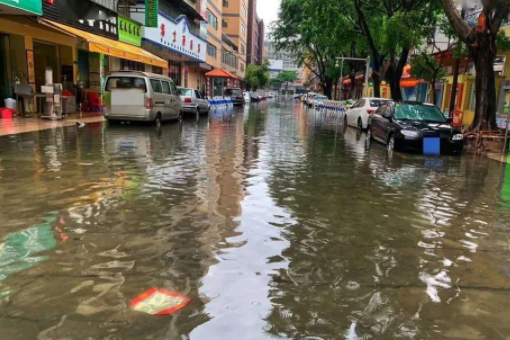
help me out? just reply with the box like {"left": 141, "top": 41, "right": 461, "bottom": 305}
{"left": 358, "top": 118, "right": 363, "bottom": 131}
{"left": 155, "top": 113, "right": 162, "bottom": 128}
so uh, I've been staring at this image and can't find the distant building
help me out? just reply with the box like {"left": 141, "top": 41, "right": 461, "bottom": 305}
{"left": 247, "top": 0, "right": 265, "bottom": 65}
{"left": 265, "top": 40, "right": 301, "bottom": 77}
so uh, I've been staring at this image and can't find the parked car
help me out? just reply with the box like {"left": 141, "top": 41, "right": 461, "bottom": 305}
{"left": 250, "top": 92, "right": 261, "bottom": 102}
{"left": 369, "top": 102, "right": 464, "bottom": 155}
{"left": 177, "top": 87, "right": 210, "bottom": 115}
{"left": 313, "top": 95, "right": 328, "bottom": 108}
{"left": 243, "top": 91, "right": 251, "bottom": 103}
{"left": 104, "top": 71, "right": 181, "bottom": 127}
{"left": 225, "top": 88, "right": 244, "bottom": 106}
{"left": 306, "top": 93, "right": 317, "bottom": 107}
{"left": 345, "top": 97, "right": 390, "bottom": 130}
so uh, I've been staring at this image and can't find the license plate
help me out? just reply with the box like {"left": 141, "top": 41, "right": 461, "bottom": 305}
{"left": 423, "top": 137, "right": 440, "bottom": 155}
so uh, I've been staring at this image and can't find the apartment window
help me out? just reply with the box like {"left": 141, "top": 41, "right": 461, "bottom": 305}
{"left": 222, "top": 50, "right": 238, "bottom": 68}
{"left": 207, "top": 43, "right": 217, "bottom": 58}
{"left": 207, "top": 9, "right": 218, "bottom": 29}
{"left": 241, "top": 44, "right": 245, "bottom": 54}
{"left": 242, "top": 4, "right": 247, "bottom": 17}
{"left": 242, "top": 24, "right": 246, "bottom": 36}
{"left": 241, "top": 63, "right": 245, "bottom": 72}
{"left": 223, "top": 0, "right": 228, "bottom": 6}
{"left": 222, "top": 19, "right": 228, "bottom": 28}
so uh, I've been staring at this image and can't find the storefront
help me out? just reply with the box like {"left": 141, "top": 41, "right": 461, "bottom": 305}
{"left": 0, "top": 0, "right": 43, "bottom": 107}
{"left": 131, "top": 11, "right": 210, "bottom": 91}
{"left": 205, "top": 68, "right": 239, "bottom": 97}
{"left": 41, "top": 0, "right": 166, "bottom": 111}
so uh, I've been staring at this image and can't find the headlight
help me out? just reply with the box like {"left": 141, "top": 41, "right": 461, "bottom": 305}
{"left": 452, "top": 134, "right": 463, "bottom": 141}
{"left": 401, "top": 130, "right": 419, "bottom": 138}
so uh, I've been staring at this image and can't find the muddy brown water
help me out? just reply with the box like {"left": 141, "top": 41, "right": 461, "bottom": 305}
{"left": 0, "top": 101, "right": 509, "bottom": 339}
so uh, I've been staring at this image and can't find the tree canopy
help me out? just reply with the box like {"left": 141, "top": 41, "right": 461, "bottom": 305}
{"left": 245, "top": 61, "right": 270, "bottom": 90}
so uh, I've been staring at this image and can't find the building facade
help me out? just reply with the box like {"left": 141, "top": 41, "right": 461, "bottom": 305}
{"left": 265, "top": 40, "right": 302, "bottom": 77}
{"left": 246, "top": 0, "right": 264, "bottom": 66}
{"left": 221, "top": 0, "right": 248, "bottom": 78}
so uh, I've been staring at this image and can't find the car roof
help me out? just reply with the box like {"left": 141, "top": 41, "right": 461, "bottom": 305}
{"left": 108, "top": 70, "right": 173, "bottom": 80}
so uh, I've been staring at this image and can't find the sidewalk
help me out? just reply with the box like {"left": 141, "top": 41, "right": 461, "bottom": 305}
{"left": 0, "top": 112, "right": 105, "bottom": 137}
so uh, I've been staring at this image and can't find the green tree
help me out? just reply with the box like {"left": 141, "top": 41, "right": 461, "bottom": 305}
{"left": 411, "top": 55, "right": 446, "bottom": 105}
{"left": 276, "top": 71, "right": 298, "bottom": 83}
{"left": 348, "top": 0, "right": 440, "bottom": 100}
{"left": 272, "top": 0, "right": 363, "bottom": 99}
{"left": 438, "top": 0, "right": 510, "bottom": 131}
{"left": 245, "top": 61, "right": 270, "bottom": 90}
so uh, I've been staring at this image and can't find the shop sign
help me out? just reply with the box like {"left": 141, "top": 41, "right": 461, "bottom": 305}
{"left": 43, "top": 0, "right": 118, "bottom": 40}
{"left": 0, "top": 0, "right": 42, "bottom": 15}
{"left": 141, "top": 14, "right": 207, "bottom": 62}
{"left": 118, "top": 15, "right": 142, "bottom": 46}
{"left": 145, "top": 0, "right": 158, "bottom": 28}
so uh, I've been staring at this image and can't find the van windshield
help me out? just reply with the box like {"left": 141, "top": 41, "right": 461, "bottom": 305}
{"left": 105, "top": 77, "right": 147, "bottom": 92}
{"left": 226, "top": 89, "right": 241, "bottom": 95}
{"left": 179, "top": 88, "right": 193, "bottom": 96}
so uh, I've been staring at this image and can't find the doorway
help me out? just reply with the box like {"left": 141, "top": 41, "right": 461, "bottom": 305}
{"left": 33, "top": 41, "right": 59, "bottom": 90}
{"left": 0, "top": 34, "right": 12, "bottom": 101}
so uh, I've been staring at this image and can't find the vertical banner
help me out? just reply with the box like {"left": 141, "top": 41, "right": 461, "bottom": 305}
{"left": 145, "top": 0, "right": 158, "bottom": 28}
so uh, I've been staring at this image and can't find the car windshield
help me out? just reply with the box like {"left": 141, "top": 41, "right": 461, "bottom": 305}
{"left": 370, "top": 100, "right": 388, "bottom": 107}
{"left": 394, "top": 104, "right": 446, "bottom": 123}
{"left": 179, "top": 88, "right": 193, "bottom": 96}
{"left": 226, "top": 89, "right": 241, "bottom": 95}
{"left": 105, "top": 77, "right": 146, "bottom": 92}
{"left": 317, "top": 96, "right": 328, "bottom": 100}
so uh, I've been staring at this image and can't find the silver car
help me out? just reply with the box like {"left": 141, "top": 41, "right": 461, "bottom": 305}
{"left": 178, "top": 87, "right": 210, "bottom": 115}
{"left": 104, "top": 71, "right": 181, "bottom": 126}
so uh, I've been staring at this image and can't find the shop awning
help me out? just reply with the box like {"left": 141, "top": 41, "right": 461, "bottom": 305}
{"left": 205, "top": 68, "right": 238, "bottom": 79}
{"left": 42, "top": 19, "right": 168, "bottom": 69}
{"left": 400, "top": 78, "right": 420, "bottom": 88}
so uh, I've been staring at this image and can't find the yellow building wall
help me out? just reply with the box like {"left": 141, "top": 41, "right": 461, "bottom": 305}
{"left": 207, "top": 0, "right": 223, "bottom": 69}
{"left": 221, "top": 0, "right": 247, "bottom": 79}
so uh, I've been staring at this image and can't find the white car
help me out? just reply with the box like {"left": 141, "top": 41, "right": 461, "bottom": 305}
{"left": 178, "top": 87, "right": 210, "bottom": 115}
{"left": 305, "top": 93, "right": 318, "bottom": 107}
{"left": 345, "top": 97, "right": 390, "bottom": 130}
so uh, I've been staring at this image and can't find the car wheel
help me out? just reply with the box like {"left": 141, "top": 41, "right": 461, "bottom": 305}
{"left": 344, "top": 114, "right": 348, "bottom": 126}
{"left": 178, "top": 110, "right": 183, "bottom": 122}
{"left": 155, "top": 113, "right": 162, "bottom": 128}
{"left": 196, "top": 107, "right": 200, "bottom": 116}
{"left": 357, "top": 118, "right": 363, "bottom": 131}
{"left": 387, "top": 134, "right": 395, "bottom": 156}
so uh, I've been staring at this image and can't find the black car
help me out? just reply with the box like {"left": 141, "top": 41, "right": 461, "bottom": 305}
{"left": 369, "top": 102, "right": 464, "bottom": 155}
{"left": 225, "top": 88, "right": 244, "bottom": 107}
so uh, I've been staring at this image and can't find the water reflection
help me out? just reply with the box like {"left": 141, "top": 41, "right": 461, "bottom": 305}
{"left": 0, "top": 101, "right": 508, "bottom": 339}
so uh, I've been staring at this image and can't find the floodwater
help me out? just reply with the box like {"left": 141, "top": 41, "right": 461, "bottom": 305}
{"left": 0, "top": 100, "right": 509, "bottom": 340}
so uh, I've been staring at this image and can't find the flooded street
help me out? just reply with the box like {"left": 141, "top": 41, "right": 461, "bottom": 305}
{"left": 0, "top": 100, "right": 509, "bottom": 339}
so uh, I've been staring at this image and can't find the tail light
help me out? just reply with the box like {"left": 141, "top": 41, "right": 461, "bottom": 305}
{"left": 146, "top": 98, "right": 153, "bottom": 109}
{"left": 367, "top": 109, "right": 375, "bottom": 114}
{"left": 185, "top": 97, "right": 192, "bottom": 103}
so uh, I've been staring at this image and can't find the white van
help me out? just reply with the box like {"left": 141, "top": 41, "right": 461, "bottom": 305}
{"left": 104, "top": 71, "right": 181, "bottom": 126}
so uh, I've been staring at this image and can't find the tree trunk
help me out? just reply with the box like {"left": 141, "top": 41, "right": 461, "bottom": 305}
{"left": 471, "top": 35, "right": 497, "bottom": 131}
{"left": 324, "top": 77, "right": 334, "bottom": 99}
{"left": 372, "top": 71, "right": 381, "bottom": 98}
{"left": 430, "top": 80, "right": 437, "bottom": 105}
{"left": 449, "top": 57, "right": 460, "bottom": 114}
{"left": 387, "top": 48, "right": 409, "bottom": 101}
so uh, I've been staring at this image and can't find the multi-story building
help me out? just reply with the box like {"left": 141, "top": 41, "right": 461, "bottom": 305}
{"left": 246, "top": 0, "right": 264, "bottom": 66}
{"left": 221, "top": 0, "right": 249, "bottom": 78}
{"left": 265, "top": 40, "right": 301, "bottom": 77}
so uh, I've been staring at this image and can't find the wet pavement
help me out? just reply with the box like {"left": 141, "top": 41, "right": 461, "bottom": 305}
{"left": 0, "top": 100, "right": 509, "bottom": 340}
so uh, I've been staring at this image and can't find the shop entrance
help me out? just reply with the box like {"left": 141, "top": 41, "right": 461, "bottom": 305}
{"left": 0, "top": 34, "right": 12, "bottom": 101}
{"left": 33, "top": 41, "right": 59, "bottom": 91}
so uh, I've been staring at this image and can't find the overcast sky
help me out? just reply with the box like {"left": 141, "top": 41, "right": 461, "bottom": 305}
{"left": 257, "top": 0, "right": 281, "bottom": 35}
